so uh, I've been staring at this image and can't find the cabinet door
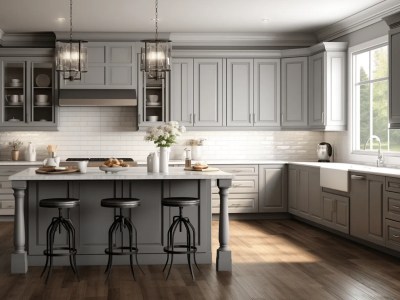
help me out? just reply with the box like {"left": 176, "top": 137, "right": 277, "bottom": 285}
{"left": 170, "top": 58, "right": 194, "bottom": 126}
{"left": 297, "top": 168, "right": 309, "bottom": 215}
{"left": 281, "top": 57, "right": 308, "bottom": 128}
{"left": 350, "top": 173, "right": 385, "bottom": 245}
{"left": 254, "top": 59, "right": 280, "bottom": 127}
{"left": 389, "top": 28, "right": 400, "bottom": 127}
{"left": 308, "top": 52, "right": 324, "bottom": 127}
{"left": 226, "top": 59, "right": 253, "bottom": 127}
{"left": 288, "top": 167, "right": 298, "bottom": 213}
{"left": 193, "top": 58, "right": 223, "bottom": 127}
{"left": 308, "top": 167, "right": 322, "bottom": 221}
{"left": 258, "top": 165, "right": 287, "bottom": 212}
{"left": 322, "top": 192, "right": 349, "bottom": 234}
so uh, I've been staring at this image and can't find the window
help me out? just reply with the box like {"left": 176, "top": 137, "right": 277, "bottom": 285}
{"left": 352, "top": 43, "right": 400, "bottom": 152}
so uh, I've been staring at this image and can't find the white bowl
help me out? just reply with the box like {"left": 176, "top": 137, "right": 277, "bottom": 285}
{"left": 147, "top": 95, "right": 159, "bottom": 103}
{"left": 35, "top": 94, "right": 48, "bottom": 103}
{"left": 146, "top": 115, "right": 159, "bottom": 122}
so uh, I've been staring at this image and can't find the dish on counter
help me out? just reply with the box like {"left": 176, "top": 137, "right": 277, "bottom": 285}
{"left": 35, "top": 74, "right": 51, "bottom": 87}
{"left": 35, "top": 166, "right": 79, "bottom": 174}
{"left": 99, "top": 166, "right": 129, "bottom": 174}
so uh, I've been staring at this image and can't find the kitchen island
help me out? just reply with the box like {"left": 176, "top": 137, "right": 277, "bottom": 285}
{"left": 9, "top": 167, "right": 233, "bottom": 274}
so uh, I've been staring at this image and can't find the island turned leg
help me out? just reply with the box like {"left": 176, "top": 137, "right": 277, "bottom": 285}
{"left": 216, "top": 179, "right": 232, "bottom": 271}
{"left": 11, "top": 181, "right": 28, "bottom": 274}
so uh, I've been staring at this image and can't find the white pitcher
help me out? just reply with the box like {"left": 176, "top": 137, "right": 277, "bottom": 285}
{"left": 25, "top": 142, "right": 36, "bottom": 162}
{"left": 43, "top": 156, "right": 60, "bottom": 167}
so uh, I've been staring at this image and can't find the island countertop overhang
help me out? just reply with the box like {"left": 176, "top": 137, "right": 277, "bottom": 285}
{"left": 9, "top": 167, "right": 234, "bottom": 181}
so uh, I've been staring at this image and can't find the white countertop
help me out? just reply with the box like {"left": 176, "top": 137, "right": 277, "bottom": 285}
{"left": 0, "top": 161, "right": 42, "bottom": 166}
{"left": 137, "top": 160, "right": 289, "bottom": 165}
{"left": 9, "top": 167, "right": 234, "bottom": 181}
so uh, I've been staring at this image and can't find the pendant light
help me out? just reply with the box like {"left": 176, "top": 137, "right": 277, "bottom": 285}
{"left": 55, "top": 0, "right": 88, "bottom": 81}
{"left": 141, "top": 0, "right": 172, "bottom": 79}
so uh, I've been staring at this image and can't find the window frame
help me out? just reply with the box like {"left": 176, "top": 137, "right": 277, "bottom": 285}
{"left": 349, "top": 36, "right": 398, "bottom": 158}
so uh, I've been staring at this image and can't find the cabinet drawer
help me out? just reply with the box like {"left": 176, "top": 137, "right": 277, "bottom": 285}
{"left": 386, "top": 177, "right": 400, "bottom": 193}
{"left": 1, "top": 200, "right": 14, "bottom": 209}
{"left": 385, "top": 191, "right": 400, "bottom": 222}
{"left": 211, "top": 175, "right": 258, "bottom": 194}
{"left": 212, "top": 193, "right": 258, "bottom": 214}
{"left": 211, "top": 165, "right": 258, "bottom": 176}
{"left": 385, "top": 219, "right": 400, "bottom": 252}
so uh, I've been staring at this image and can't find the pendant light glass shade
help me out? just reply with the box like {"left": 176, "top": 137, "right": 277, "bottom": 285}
{"left": 141, "top": 0, "right": 172, "bottom": 79}
{"left": 56, "top": 40, "right": 88, "bottom": 81}
{"left": 55, "top": 0, "right": 88, "bottom": 81}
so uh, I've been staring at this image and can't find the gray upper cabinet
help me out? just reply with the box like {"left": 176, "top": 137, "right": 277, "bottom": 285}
{"left": 60, "top": 42, "right": 137, "bottom": 89}
{"left": 254, "top": 59, "right": 281, "bottom": 127}
{"left": 193, "top": 58, "right": 224, "bottom": 127}
{"left": 258, "top": 164, "right": 287, "bottom": 212}
{"left": 170, "top": 58, "right": 194, "bottom": 126}
{"left": 308, "top": 49, "right": 346, "bottom": 130}
{"left": 0, "top": 55, "right": 58, "bottom": 131}
{"left": 281, "top": 57, "right": 308, "bottom": 128}
{"left": 226, "top": 59, "right": 254, "bottom": 127}
{"left": 226, "top": 58, "right": 280, "bottom": 127}
{"left": 384, "top": 12, "right": 400, "bottom": 128}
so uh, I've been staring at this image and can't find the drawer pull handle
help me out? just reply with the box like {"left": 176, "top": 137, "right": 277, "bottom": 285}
{"left": 392, "top": 205, "right": 400, "bottom": 209}
{"left": 393, "top": 235, "right": 400, "bottom": 238}
{"left": 351, "top": 175, "right": 366, "bottom": 180}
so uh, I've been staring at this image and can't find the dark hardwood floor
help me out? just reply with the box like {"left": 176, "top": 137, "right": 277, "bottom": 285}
{"left": 1, "top": 219, "right": 400, "bottom": 299}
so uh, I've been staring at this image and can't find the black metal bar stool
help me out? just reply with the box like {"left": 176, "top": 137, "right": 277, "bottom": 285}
{"left": 39, "top": 198, "right": 80, "bottom": 284}
{"left": 162, "top": 197, "right": 200, "bottom": 280}
{"left": 101, "top": 198, "right": 143, "bottom": 280}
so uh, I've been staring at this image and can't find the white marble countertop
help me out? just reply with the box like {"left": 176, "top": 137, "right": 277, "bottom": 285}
{"left": 0, "top": 161, "right": 42, "bottom": 166}
{"left": 136, "top": 159, "right": 289, "bottom": 165}
{"left": 9, "top": 167, "right": 234, "bottom": 181}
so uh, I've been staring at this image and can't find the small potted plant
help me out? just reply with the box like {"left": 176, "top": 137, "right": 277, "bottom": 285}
{"left": 9, "top": 139, "right": 23, "bottom": 161}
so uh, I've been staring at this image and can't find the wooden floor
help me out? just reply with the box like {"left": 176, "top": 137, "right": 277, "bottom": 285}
{"left": 1, "top": 219, "right": 400, "bottom": 300}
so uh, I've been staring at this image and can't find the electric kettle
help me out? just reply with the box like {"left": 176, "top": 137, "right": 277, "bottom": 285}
{"left": 317, "top": 142, "right": 333, "bottom": 162}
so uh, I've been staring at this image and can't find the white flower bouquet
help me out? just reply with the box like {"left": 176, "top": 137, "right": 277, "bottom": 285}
{"left": 144, "top": 121, "right": 186, "bottom": 147}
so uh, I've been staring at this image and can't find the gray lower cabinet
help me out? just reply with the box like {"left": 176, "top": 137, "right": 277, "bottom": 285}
{"left": 211, "top": 165, "right": 258, "bottom": 213}
{"left": 288, "top": 164, "right": 321, "bottom": 221}
{"left": 258, "top": 164, "right": 287, "bottom": 212}
{"left": 321, "top": 191, "right": 349, "bottom": 234}
{"left": 281, "top": 57, "right": 308, "bottom": 128}
{"left": 384, "top": 176, "right": 400, "bottom": 251}
{"left": 60, "top": 42, "right": 137, "bottom": 89}
{"left": 350, "top": 172, "right": 385, "bottom": 246}
{"left": 0, "top": 165, "right": 35, "bottom": 215}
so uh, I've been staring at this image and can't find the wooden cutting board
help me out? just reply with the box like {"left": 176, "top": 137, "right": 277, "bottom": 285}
{"left": 184, "top": 167, "right": 219, "bottom": 172}
{"left": 35, "top": 166, "right": 79, "bottom": 174}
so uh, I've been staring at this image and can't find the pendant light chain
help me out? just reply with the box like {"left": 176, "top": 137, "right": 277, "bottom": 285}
{"left": 155, "top": 0, "right": 158, "bottom": 40}
{"left": 69, "top": 0, "right": 73, "bottom": 41}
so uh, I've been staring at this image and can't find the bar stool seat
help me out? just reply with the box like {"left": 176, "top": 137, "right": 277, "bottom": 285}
{"left": 101, "top": 197, "right": 143, "bottom": 280}
{"left": 162, "top": 196, "right": 200, "bottom": 280}
{"left": 40, "top": 197, "right": 80, "bottom": 284}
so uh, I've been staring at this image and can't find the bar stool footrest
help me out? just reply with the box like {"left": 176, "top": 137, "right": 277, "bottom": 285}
{"left": 163, "top": 245, "right": 197, "bottom": 255}
{"left": 105, "top": 246, "right": 139, "bottom": 256}
{"left": 43, "top": 247, "right": 77, "bottom": 257}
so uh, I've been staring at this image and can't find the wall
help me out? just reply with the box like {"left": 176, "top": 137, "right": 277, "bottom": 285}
{"left": 0, "top": 107, "right": 324, "bottom": 162}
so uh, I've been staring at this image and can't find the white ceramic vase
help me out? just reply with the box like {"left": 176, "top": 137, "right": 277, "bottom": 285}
{"left": 159, "top": 147, "right": 170, "bottom": 173}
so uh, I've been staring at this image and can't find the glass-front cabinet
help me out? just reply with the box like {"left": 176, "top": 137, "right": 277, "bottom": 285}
{"left": 137, "top": 55, "right": 169, "bottom": 127}
{"left": 1, "top": 57, "right": 57, "bottom": 130}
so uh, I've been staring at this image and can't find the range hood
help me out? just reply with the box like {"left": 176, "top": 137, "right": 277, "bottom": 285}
{"left": 59, "top": 89, "right": 137, "bottom": 107}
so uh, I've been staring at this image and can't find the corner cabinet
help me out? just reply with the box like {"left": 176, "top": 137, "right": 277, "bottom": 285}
{"left": 0, "top": 57, "right": 58, "bottom": 130}
{"left": 281, "top": 57, "right": 308, "bottom": 129}
{"left": 308, "top": 49, "right": 346, "bottom": 130}
{"left": 60, "top": 42, "right": 137, "bottom": 89}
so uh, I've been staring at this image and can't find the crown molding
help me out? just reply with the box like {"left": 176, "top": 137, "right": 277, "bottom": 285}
{"left": 172, "top": 49, "right": 283, "bottom": 58}
{"left": 170, "top": 32, "right": 317, "bottom": 47}
{"left": 317, "top": 0, "right": 400, "bottom": 41}
{"left": 383, "top": 11, "right": 400, "bottom": 28}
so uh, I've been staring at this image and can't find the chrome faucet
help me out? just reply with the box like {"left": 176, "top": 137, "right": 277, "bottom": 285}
{"left": 364, "top": 135, "right": 384, "bottom": 167}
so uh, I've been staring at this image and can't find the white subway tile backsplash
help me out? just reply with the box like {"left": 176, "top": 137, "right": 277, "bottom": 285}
{"left": 0, "top": 107, "right": 324, "bottom": 161}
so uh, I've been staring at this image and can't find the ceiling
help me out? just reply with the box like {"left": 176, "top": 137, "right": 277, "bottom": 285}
{"left": 0, "top": 0, "right": 389, "bottom": 34}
